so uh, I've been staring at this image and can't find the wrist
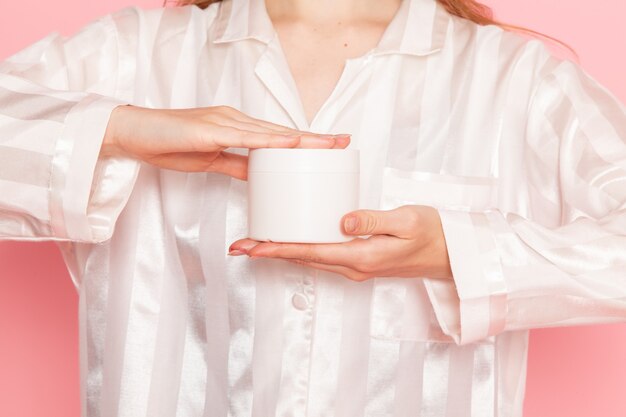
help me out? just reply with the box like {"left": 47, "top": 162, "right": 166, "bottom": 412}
{"left": 100, "top": 104, "right": 131, "bottom": 158}
{"left": 419, "top": 208, "right": 454, "bottom": 280}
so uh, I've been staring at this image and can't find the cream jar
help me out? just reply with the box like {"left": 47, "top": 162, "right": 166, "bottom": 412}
{"left": 247, "top": 148, "right": 360, "bottom": 243}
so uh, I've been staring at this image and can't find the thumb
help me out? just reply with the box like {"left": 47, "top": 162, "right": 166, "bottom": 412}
{"left": 341, "top": 208, "right": 406, "bottom": 237}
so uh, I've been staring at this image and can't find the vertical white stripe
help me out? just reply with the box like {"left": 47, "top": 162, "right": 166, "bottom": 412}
{"left": 144, "top": 250, "right": 188, "bottom": 417}
{"left": 302, "top": 271, "right": 343, "bottom": 417}
{"left": 250, "top": 259, "right": 286, "bottom": 417}
{"left": 149, "top": 172, "right": 210, "bottom": 416}
{"left": 355, "top": 55, "right": 402, "bottom": 211}
{"left": 495, "top": 330, "right": 531, "bottom": 415}
{"left": 392, "top": 341, "right": 426, "bottom": 417}
{"left": 385, "top": 56, "right": 427, "bottom": 172}
{"left": 400, "top": 279, "right": 436, "bottom": 341}
{"left": 364, "top": 338, "right": 400, "bottom": 416}
{"left": 200, "top": 174, "right": 231, "bottom": 417}
{"left": 78, "top": 280, "right": 89, "bottom": 417}
{"left": 369, "top": 278, "right": 407, "bottom": 339}
{"left": 147, "top": 7, "right": 192, "bottom": 108}
{"left": 115, "top": 166, "right": 166, "bottom": 417}
{"left": 98, "top": 166, "right": 145, "bottom": 417}
{"left": 444, "top": 345, "right": 476, "bottom": 417}
{"left": 132, "top": 7, "right": 164, "bottom": 106}
{"left": 171, "top": 9, "right": 204, "bottom": 107}
{"left": 439, "top": 21, "right": 478, "bottom": 174}
{"left": 224, "top": 179, "right": 256, "bottom": 417}
{"left": 77, "top": 242, "right": 113, "bottom": 417}
{"left": 414, "top": 29, "right": 452, "bottom": 172}
{"left": 420, "top": 342, "right": 451, "bottom": 417}
{"left": 334, "top": 279, "right": 374, "bottom": 417}
{"left": 110, "top": 7, "right": 140, "bottom": 102}
{"left": 470, "top": 344, "right": 496, "bottom": 417}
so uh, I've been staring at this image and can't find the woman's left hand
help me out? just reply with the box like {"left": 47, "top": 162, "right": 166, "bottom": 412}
{"left": 228, "top": 205, "right": 454, "bottom": 282}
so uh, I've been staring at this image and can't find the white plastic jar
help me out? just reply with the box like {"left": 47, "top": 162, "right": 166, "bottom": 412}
{"left": 247, "top": 148, "right": 360, "bottom": 243}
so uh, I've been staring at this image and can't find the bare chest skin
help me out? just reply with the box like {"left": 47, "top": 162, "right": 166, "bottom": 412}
{"left": 271, "top": 19, "right": 390, "bottom": 126}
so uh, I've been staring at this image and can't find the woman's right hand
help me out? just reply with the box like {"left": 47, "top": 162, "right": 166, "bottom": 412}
{"left": 100, "top": 104, "right": 351, "bottom": 180}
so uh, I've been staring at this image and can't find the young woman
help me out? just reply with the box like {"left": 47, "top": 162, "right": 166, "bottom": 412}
{"left": 1, "top": 0, "right": 625, "bottom": 416}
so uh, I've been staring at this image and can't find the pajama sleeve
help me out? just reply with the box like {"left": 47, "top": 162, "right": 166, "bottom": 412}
{"left": 0, "top": 8, "right": 141, "bottom": 243}
{"left": 423, "top": 57, "right": 626, "bottom": 346}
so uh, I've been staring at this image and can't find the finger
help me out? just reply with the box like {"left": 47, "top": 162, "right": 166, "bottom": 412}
{"left": 211, "top": 107, "right": 299, "bottom": 133}
{"left": 215, "top": 116, "right": 296, "bottom": 135}
{"left": 228, "top": 238, "right": 263, "bottom": 253}
{"left": 144, "top": 151, "right": 222, "bottom": 172}
{"left": 209, "top": 126, "right": 304, "bottom": 149}
{"left": 208, "top": 151, "right": 249, "bottom": 180}
{"left": 279, "top": 133, "right": 351, "bottom": 149}
{"left": 210, "top": 106, "right": 353, "bottom": 147}
{"left": 245, "top": 238, "right": 367, "bottom": 267}
{"left": 232, "top": 129, "right": 350, "bottom": 149}
{"left": 145, "top": 151, "right": 249, "bottom": 180}
{"left": 233, "top": 121, "right": 351, "bottom": 148}
{"left": 284, "top": 259, "right": 417, "bottom": 281}
{"left": 284, "top": 259, "right": 370, "bottom": 281}
{"left": 330, "top": 135, "right": 351, "bottom": 149}
{"left": 223, "top": 113, "right": 301, "bottom": 134}
{"left": 211, "top": 115, "right": 351, "bottom": 149}
{"left": 341, "top": 206, "right": 418, "bottom": 238}
{"left": 283, "top": 133, "right": 338, "bottom": 149}
{"left": 233, "top": 112, "right": 349, "bottom": 140}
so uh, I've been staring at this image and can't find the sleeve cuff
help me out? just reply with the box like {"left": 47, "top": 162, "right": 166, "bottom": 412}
{"left": 423, "top": 208, "right": 509, "bottom": 345}
{"left": 49, "top": 93, "right": 140, "bottom": 243}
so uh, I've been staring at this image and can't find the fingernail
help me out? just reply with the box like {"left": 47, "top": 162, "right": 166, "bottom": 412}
{"left": 305, "top": 136, "right": 337, "bottom": 145}
{"left": 344, "top": 216, "right": 357, "bottom": 233}
{"left": 232, "top": 241, "right": 260, "bottom": 253}
{"left": 228, "top": 249, "right": 246, "bottom": 256}
{"left": 332, "top": 134, "right": 351, "bottom": 138}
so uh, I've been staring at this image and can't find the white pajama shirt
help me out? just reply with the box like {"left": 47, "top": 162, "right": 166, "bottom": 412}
{"left": 1, "top": 0, "right": 625, "bottom": 416}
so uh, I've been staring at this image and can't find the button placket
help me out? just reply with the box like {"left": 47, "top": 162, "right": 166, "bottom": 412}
{"left": 276, "top": 270, "right": 317, "bottom": 417}
{"left": 291, "top": 271, "right": 315, "bottom": 310}
{"left": 292, "top": 292, "right": 310, "bottom": 310}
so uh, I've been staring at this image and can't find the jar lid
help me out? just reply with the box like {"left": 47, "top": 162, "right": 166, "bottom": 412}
{"left": 248, "top": 148, "right": 360, "bottom": 173}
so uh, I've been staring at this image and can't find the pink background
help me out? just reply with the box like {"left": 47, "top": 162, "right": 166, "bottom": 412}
{"left": 1, "top": 0, "right": 625, "bottom": 416}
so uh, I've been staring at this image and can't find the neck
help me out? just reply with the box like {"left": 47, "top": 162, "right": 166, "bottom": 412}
{"left": 264, "top": 0, "right": 402, "bottom": 24}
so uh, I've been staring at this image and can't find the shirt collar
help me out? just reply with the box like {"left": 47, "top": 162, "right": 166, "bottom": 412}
{"left": 211, "top": 0, "right": 452, "bottom": 57}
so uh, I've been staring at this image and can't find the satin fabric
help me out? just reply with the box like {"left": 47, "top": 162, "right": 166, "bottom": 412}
{"left": 1, "top": 0, "right": 626, "bottom": 416}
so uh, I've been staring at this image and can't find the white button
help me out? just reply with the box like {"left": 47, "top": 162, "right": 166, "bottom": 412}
{"left": 291, "top": 292, "right": 310, "bottom": 310}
